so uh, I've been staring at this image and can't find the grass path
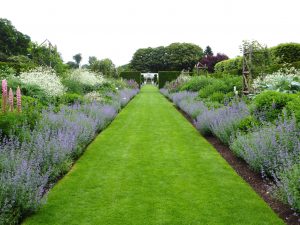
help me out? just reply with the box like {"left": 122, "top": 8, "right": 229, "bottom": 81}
{"left": 23, "top": 85, "right": 283, "bottom": 225}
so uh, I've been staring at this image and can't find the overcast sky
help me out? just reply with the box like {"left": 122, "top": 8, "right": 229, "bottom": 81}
{"left": 1, "top": 0, "right": 299, "bottom": 66}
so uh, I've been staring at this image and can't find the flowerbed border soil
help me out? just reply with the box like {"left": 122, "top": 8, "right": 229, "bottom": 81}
{"left": 171, "top": 101, "right": 300, "bottom": 225}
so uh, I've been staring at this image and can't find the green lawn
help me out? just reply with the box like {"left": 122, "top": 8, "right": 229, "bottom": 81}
{"left": 23, "top": 85, "right": 283, "bottom": 225}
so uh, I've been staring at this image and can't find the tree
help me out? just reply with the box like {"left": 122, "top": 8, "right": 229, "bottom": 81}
{"left": 98, "top": 58, "right": 117, "bottom": 77}
{"left": 87, "top": 56, "right": 117, "bottom": 77}
{"left": 199, "top": 53, "right": 229, "bottom": 73}
{"left": 130, "top": 43, "right": 203, "bottom": 72}
{"left": 0, "top": 18, "right": 31, "bottom": 58}
{"left": 73, "top": 53, "right": 82, "bottom": 68}
{"left": 164, "top": 43, "right": 203, "bottom": 71}
{"left": 204, "top": 46, "right": 213, "bottom": 56}
{"left": 88, "top": 56, "right": 98, "bottom": 65}
{"left": 130, "top": 47, "right": 154, "bottom": 72}
{"left": 67, "top": 61, "right": 78, "bottom": 69}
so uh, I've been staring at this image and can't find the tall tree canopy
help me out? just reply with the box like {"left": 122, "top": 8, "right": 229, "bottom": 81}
{"left": 204, "top": 46, "right": 213, "bottom": 56}
{"left": 88, "top": 56, "right": 117, "bottom": 77}
{"left": 130, "top": 43, "right": 203, "bottom": 72}
{"left": 0, "top": 18, "right": 31, "bottom": 59}
{"left": 73, "top": 53, "right": 82, "bottom": 68}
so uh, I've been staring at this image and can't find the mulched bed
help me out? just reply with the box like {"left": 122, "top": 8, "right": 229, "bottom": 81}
{"left": 174, "top": 103, "right": 300, "bottom": 225}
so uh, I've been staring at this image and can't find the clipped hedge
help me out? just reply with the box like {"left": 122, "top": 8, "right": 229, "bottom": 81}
{"left": 120, "top": 71, "right": 141, "bottom": 87}
{"left": 270, "top": 43, "right": 300, "bottom": 64}
{"left": 214, "top": 57, "right": 243, "bottom": 75}
{"left": 158, "top": 71, "right": 181, "bottom": 88}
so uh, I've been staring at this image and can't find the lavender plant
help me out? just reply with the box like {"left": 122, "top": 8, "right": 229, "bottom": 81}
{"left": 178, "top": 99, "right": 207, "bottom": 119}
{"left": 160, "top": 88, "right": 170, "bottom": 99}
{"left": 195, "top": 101, "right": 250, "bottom": 144}
{"left": 0, "top": 89, "right": 138, "bottom": 224}
{"left": 230, "top": 114, "right": 300, "bottom": 211}
{"left": 119, "top": 88, "right": 139, "bottom": 107}
{"left": 169, "top": 91, "right": 197, "bottom": 106}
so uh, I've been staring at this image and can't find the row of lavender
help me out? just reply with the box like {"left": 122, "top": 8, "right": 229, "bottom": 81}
{"left": 0, "top": 88, "right": 139, "bottom": 224}
{"left": 160, "top": 88, "right": 300, "bottom": 212}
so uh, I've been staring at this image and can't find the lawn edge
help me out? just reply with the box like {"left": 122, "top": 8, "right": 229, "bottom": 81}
{"left": 160, "top": 93, "right": 299, "bottom": 225}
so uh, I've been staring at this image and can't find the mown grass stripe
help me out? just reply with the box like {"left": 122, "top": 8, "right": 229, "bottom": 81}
{"left": 23, "top": 85, "right": 284, "bottom": 225}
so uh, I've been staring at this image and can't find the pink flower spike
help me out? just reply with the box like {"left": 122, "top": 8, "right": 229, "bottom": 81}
{"left": 2, "top": 79, "right": 7, "bottom": 95}
{"left": 16, "top": 86, "right": 22, "bottom": 113}
{"left": 2, "top": 79, "right": 7, "bottom": 113}
{"left": 9, "top": 88, "right": 14, "bottom": 112}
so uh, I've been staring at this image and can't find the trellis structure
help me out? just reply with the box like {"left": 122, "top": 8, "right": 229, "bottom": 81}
{"left": 241, "top": 40, "right": 270, "bottom": 95}
{"left": 39, "top": 39, "right": 54, "bottom": 67}
{"left": 242, "top": 44, "right": 253, "bottom": 95}
{"left": 195, "top": 62, "right": 208, "bottom": 76}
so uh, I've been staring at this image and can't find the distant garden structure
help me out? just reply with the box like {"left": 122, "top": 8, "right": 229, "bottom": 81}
{"left": 141, "top": 73, "right": 158, "bottom": 85}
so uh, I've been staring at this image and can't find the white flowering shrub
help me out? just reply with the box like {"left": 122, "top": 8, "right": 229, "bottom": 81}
{"left": 253, "top": 67, "right": 300, "bottom": 93}
{"left": 84, "top": 91, "right": 103, "bottom": 102}
{"left": 69, "top": 69, "right": 104, "bottom": 86}
{"left": 20, "top": 67, "right": 65, "bottom": 96}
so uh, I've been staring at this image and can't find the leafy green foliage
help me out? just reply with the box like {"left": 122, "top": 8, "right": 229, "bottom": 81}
{"left": 236, "top": 115, "right": 260, "bottom": 133}
{"left": 0, "top": 18, "right": 31, "bottom": 57}
{"left": 165, "top": 43, "right": 203, "bottom": 71}
{"left": 88, "top": 58, "right": 117, "bottom": 78}
{"left": 0, "top": 112, "right": 27, "bottom": 138}
{"left": 158, "top": 71, "right": 181, "bottom": 88}
{"left": 240, "top": 40, "right": 272, "bottom": 77}
{"left": 0, "top": 96, "right": 43, "bottom": 138}
{"left": 6, "top": 75, "right": 51, "bottom": 103}
{"left": 181, "top": 76, "right": 214, "bottom": 91}
{"left": 253, "top": 91, "right": 296, "bottom": 121}
{"left": 28, "top": 42, "right": 67, "bottom": 75}
{"left": 130, "top": 43, "right": 203, "bottom": 72}
{"left": 58, "top": 93, "right": 84, "bottom": 105}
{"left": 214, "top": 57, "right": 243, "bottom": 74}
{"left": 285, "top": 95, "right": 300, "bottom": 122}
{"left": 198, "top": 75, "right": 242, "bottom": 100}
{"left": 0, "top": 64, "right": 16, "bottom": 78}
{"left": 271, "top": 43, "right": 300, "bottom": 64}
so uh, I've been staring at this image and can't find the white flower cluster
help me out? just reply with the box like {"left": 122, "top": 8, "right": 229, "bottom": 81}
{"left": 84, "top": 91, "right": 103, "bottom": 102}
{"left": 69, "top": 69, "right": 104, "bottom": 86}
{"left": 253, "top": 67, "right": 300, "bottom": 93}
{"left": 20, "top": 67, "right": 65, "bottom": 96}
{"left": 177, "top": 73, "right": 191, "bottom": 83}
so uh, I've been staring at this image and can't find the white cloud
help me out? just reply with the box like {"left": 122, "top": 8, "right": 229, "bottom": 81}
{"left": 1, "top": 0, "right": 299, "bottom": 66}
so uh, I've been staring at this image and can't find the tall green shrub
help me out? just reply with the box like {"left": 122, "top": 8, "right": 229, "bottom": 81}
{"left": 158, "top": 71, "right": 181, "bottom": 88}
{"left": 214, "top": 57, "right": 243, "bottom": 75}
{"left": 271, "top": 43, "right": 300, "bottom": 64}
{"left": 120, "top": 71, "right": 141, "bottom": 87}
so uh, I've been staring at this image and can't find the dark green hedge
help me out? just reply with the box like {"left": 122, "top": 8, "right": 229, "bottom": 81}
{"left": 158, "top": 71, "right": 181, "bottom": 88}
{"left": 120, "top": 71, "right": 141, "bottom": 87}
